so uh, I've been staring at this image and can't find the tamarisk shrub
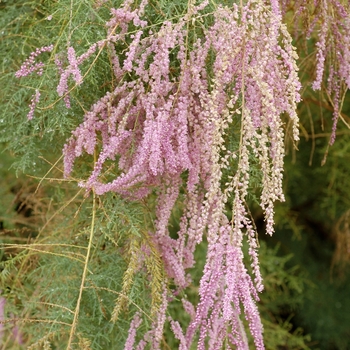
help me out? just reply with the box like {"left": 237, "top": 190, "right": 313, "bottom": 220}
{"left": 19, "top": 0, "right": 350, "bottom": 348}
{"left": 55, "top": 0, "right": 301, "bottom": 348}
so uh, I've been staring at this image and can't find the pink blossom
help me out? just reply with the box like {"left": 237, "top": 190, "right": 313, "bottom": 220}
{"left": 15, "top": 45, "right": 53, "bottom": 78}
{"left": 27, "top": 89, "right": 41, "bottom": 120}
{"left": 124, "top": 313, "right": 142, "bottom": 350}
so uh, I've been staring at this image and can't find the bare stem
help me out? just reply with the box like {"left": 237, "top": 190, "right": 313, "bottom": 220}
{"left": 66, "top": 190, "right": 96, "bottom": 349}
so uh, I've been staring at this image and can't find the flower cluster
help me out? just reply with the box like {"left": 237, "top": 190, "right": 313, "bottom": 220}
{"left": 285, "top": 0, "right": 350, "bottom": 146}
{"left": 15, "top": 45, "right": 53, "bottom": 78}
{"left": 56, "top": 43, "right": 98, "bottom": 108}
{"left": 27, "top": 89, "right": 41, "bottom": 120}
{"left": 308, "top": 0, "right": 350, "bottom": 145}
{"left": 60, "top": 0, "right": 301, "bottom": 348}
{"left": 124, "top": 313, "right": 143, "bottom": 350}
{"left": 15, "top": 45, "right": 53, "bottom": 120}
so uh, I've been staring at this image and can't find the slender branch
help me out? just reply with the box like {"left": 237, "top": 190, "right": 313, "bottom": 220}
{"left": 66, "top": 190, "right": 96, "bottom": 349}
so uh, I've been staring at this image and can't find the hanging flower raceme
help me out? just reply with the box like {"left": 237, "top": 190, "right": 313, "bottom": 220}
{"left": 61, "top": 0, "right": 300, "bottom": 348}
{"left": 283, "top": 0, "right": 350, "bottom": 147}
{"left": 15, "top": 45, "right": 54, "bottom": 120}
